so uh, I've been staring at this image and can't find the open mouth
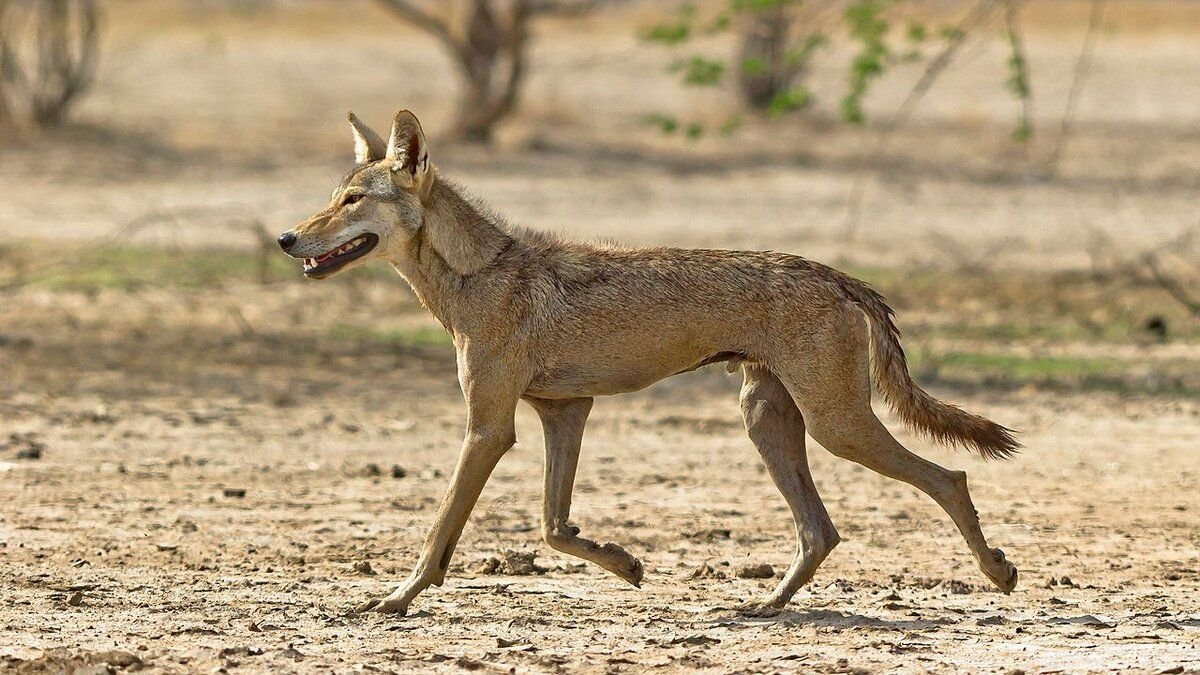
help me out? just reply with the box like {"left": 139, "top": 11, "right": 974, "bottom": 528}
{"left": 303, "top": 234, "right": 379, "bottom": 278}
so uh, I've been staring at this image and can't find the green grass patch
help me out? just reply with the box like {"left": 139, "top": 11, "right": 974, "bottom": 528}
{"left": 2, "top": 243, "right": 397, "bottom": 292}
{"left": 838, "top": 262, "right": 1200, "bottom": 343}
{"left": 37, "top": 247, "right": 287, "bottom": 291}
{"left": 917, "top": 321, "right": 1118, "bottom": 343}
{"left": 913, "top": 351, "right": 1124, "bottom": 380}
{"left": 5, "top": 242, "right": 1198, "bottom": 349}
{"left": 910, "top": 349, "right": 1200, "bottom": 396}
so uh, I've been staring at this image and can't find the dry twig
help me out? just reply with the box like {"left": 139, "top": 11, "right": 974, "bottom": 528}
{"left": 1044, "top": 0, "right": 1106, "bottom": 173}
{"left": 842, "top": 0, "right": 1003, "bottom": 239}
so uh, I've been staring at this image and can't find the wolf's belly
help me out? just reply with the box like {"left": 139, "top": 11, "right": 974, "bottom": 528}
{"left": 523, "top": 346, "right": 745, "bottom": 399}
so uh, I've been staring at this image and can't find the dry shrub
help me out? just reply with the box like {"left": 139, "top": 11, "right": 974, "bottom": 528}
{"left": 0, "top": 0, "right": 100, "bottom": 129}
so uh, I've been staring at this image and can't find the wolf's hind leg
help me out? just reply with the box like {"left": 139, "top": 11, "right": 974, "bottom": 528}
{"left": 807, "top": 406, "right": 1018, "bottom": 593}
{"left": 736, "top": 365, "right": 840, "bottom": 616}
{"left": 527, "top": 396, "right": 644, "bottom": 586}
{"left": 783, "top": 311, "right": 1018, "bottom": 593}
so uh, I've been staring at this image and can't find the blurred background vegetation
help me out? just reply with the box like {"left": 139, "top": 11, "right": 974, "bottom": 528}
{"left": 1, "top": 0, "right": 1199, "bottom": 397}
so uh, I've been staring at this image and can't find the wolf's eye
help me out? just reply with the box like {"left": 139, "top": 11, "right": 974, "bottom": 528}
{"left": 342, "top": 193, "right": 365, "bottom": 206}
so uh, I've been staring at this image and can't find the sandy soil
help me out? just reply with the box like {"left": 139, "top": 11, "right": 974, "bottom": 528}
{"left": 2, "top": 1, "right": 1200, "bottom": 673}
{"left": 1, "top": 279, "right": 1199, "bottom": 674}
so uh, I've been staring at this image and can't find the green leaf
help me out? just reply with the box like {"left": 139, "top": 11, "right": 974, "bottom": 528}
{"left": 707, "top": 10, "right": 733, "bottom": 33}
{"left": 839, "top": 95, "right": 865, "bottom": 125}
{"left": 784, "top": 33, "right": 827, "bottom": 67}
{"left": 640, "top": 113, "right": 679, "bottom": 134}
{"left": 640, "top": 3, "right": 697, "bottom": 45}
{"left": 672, "top": 56, "right": 725, "bottom": 86}
{"left": 841, "top": 0, "right": 892, "bottom": 126}
{"left": 906, "top": 21, "right": 927, "bottom": 43}
{"left": 767, "top": 87, "right": 812, "bottom": 117}
{"left": 1011, "top": 120, "right": 1031, "bottom": 143}
{"left": 1003, "top": 19, "right": 1033, "bottom": 142}
{"left": 719, "top": 115, "right": 742, "bottom": 135}
{"left": 741, "top": 56, "right": 767, "bottom": 76}
{"left": 731, "top": 0, "right": 801, "bottom": 13}
{"left": 641, "top": 21, "right": 691, "bottom": 45}
{"left": 938, "top": 24, "right": 963, "bottom": 41}
{"left": 1004, "top": 36, "right": 1030, "bottom": 98}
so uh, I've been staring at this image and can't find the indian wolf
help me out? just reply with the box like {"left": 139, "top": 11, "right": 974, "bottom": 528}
{"left": 277, "top": 110, "right": 1020, "bottom": 617}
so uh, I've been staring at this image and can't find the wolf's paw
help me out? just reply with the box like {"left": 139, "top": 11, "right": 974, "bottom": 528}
{"left": 595, "top": 542, "right": 643, "bottom": 587}
{"left": 355, "top": 595, "right": 409, "bottom": 616}
{"left": 617, "top": 556, "right": 644, "bottom": 588}
{"left": 735, "top": 600, "right": 784, "bottom": 618}
{"left": 981, "top": 547, "right": 1018, "bottom": 593}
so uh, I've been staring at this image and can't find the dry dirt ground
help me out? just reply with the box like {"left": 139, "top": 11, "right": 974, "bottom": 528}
{"left": 3, "top": 1, "right": 1200, "bottom": 673}
{"left": 1, "top": 280, "right": 1199, "bottom": 674}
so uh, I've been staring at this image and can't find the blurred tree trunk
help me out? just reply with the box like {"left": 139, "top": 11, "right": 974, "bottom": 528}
{"left": 375, "top": 0, "right": 615, "bottom": 144}
{"left": 30, "top": 0, "right": 99, "bottom": 127}
{"left": 0, "top": 0, "right": 15, "bottom": 126}
{"left": 737, "top": 3, "right": 795, "bottom": 110}
{"left": 452, "top": 0, "right": 529, "bottom": 144}
{"left": 0, "top": 0, "right": 100, "bottom": 129}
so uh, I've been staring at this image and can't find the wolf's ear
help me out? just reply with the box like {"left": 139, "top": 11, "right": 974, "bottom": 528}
{"left": 348, "top": 111, "right": 386, "bottom": 164}
{"left": 386, "top": 110, "right": 432, "bottom": 202}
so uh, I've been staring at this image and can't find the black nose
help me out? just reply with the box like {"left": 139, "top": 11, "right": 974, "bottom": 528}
{"left": 277, "top": 232, "right": 297, "bottom": 251}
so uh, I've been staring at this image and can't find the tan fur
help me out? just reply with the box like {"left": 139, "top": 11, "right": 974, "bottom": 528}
{"left": 279, "top": 110, "right": 1021, "bottom": 617}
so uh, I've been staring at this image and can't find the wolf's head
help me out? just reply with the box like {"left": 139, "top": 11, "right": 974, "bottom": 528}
{"left": 277, "top": 110, "right": 433, "bottom": 279}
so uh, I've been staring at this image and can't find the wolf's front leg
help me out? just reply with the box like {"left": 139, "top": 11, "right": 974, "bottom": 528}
{"left": 357, "top": 420, "right": 516, "bottom": 616}
{"left": 527, "top": 396, "right": 644, "bottom": 586}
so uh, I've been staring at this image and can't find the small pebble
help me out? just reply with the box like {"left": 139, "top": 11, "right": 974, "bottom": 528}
{"left": 736, "top": 563, "right": 775, "bottom": 579}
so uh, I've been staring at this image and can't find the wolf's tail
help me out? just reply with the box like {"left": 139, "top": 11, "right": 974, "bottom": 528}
{"left": 833, "top": 272, "right": 1019, "bottom": 460}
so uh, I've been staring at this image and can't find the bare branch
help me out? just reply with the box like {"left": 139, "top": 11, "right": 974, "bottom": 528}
{"left": 1144, "top": 256, "right": 1200, "bottom": 317}
{"left": 452, "top": 0, "right": 531, "bottom": 140}
{"left": 377, "top": 0, "right": 626, "bottom": 143}
{"left": 1045, "top": 0, "right": 1106, "bottom": 173}
{"left": 0, "top": 0, "right": 101, "bottom": 128}
{"left": 374, "top": 0, "right": 458, "bottom": 49}
{"left": 842, "top": 0, "right": 1002, "bottom": 239}
{"left": 0, "top": 7, "right": 10, "bottom": 124}
{"left": 882, "top": 0, "right": 1002, "bottom": 134}
{"left": 1004, "top": 0, "right": 1034, "bottom": 147}
{"left": 925, "top": 228, "right": 1023, "bottom": 275}
{"left": 486, "top": 1, "right": 531, "bottom": 123}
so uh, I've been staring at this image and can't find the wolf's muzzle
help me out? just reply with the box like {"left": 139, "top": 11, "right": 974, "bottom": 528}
{"left": 278, "top": 231, "right": 297, "bottom": 252}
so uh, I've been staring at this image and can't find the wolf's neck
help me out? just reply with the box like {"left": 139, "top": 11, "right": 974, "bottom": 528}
{"left": 391, "top": 176, "right": 513, "bottom": 334}
{"left": 421, "top": 178, "right": 512, "bottom": 276}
